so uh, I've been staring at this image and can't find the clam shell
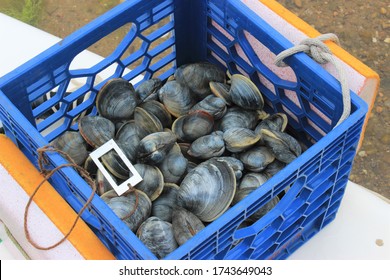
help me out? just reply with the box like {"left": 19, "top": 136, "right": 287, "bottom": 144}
{"left": 223, "top": 127, "right": 261, "bottom": 153}
{"left": 137, "top": 131, "right": 177, "bottom": 164}
{"left": 187, "top": 131, "right": 225, "bottom": 159}
{"left": 232, "top": 188, "right": 279, "bottom": 223}
{"left": 157, "top": 143, "right": 188, "bottom": 184}
{"left": 139, "top": 100, "right": 172, "bottom": 128}
{"left": 189, "top": 95, "right": 227, "bottom": 120}
{"left": 136, "top": 216, "right": 178, "bottom": 259}
{"left": 52, "top": 131, "right": 88, "bottom": 166}
{"left": 217, "top": 106, "right": 260, "bottom": 132}
{"left": 78, "top": 115, "right": 115, "bottom": 149}
{"left": 158, "top": 80, "right": 196, "bottom": 118}
{"left": 264, "top": 160, "right": 286, "bottom": 177}
{"left": 211, "top": 156, "right": 244, "bottom": 181}
{"left": 101, "top": 189, "right": 152, "bottom": 233}
{"left": 100, "top": 147, "right": 130, "bottom": 180}
{"left": 255, "top": 113, "right": 288, "bottom": 133}
{"left": 152, "top": 183, "right": 180, "bottom": 222}
{"left": 115, "top": 120, "right": 140, "bottom": 163}
{"left": 238, "top": 145, "right": 275, "bottom": 172}
{"left": 95, "top": 169, "right": 116, "bottom": 195}
{"left": 172, "top": 207, "right": 205, "bottom": 246}
{"left": 84, "top": 155, "right": 98, "bottom": 177}
{"left": 134, "top": 106, "right": 163, "bottom": 139}
{"left": 238, "top": 172, "right": 269, "bottom": 190}
{"left": 210, "top": 81, "right": 231, "bottom": 105}
{"left": 134, "top": 163, "right": 164, "bottom": 201}
{"left": 177, "top": 159, "right": 236, "bottom": 222}
{"left": 96, "top": 78, "right": 138, "bottom": 121}
{"left": 135, "top": 78, "right": 163, "bottom": 102}
{"left": 260, "top": 129, "right": 302, "bottom": 163}
{"left": 174, "top": 62, "right": 226, "bottom": 100}
{"left": 172, "top": 110, "right": 214, "bottom": 142}
{"left": 229, "top": 74, "right": 264, "bottom": 110}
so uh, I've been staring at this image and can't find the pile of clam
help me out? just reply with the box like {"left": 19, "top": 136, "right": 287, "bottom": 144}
{"left": 52, "top": 62, "right": 302, "bottom": 259}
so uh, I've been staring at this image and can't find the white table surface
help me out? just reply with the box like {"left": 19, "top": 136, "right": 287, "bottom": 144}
{"left": 0, "top": 13, "right": 389, "bottom": 260}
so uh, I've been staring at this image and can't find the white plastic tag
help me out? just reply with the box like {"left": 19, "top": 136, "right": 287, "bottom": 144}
{"left": 89, "top": 139, "right": 142, "bottom": 196}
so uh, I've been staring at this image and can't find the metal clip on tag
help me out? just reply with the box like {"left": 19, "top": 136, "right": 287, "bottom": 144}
{"left": 89, "top": 139, "right": 143, "bottom": 196}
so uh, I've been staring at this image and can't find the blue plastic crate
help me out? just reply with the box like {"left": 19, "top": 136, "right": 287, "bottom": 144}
{"left": 0, "top": 0, "right": 367, "bottom": 259}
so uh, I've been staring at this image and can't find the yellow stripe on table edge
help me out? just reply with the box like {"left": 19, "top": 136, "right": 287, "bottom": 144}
{"left": 0, "top": 135, "right": 115, "bottom": 260}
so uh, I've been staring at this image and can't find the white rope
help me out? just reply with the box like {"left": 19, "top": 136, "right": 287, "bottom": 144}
{"left": 274, "top": 33, "right": 350, "bottom": 127}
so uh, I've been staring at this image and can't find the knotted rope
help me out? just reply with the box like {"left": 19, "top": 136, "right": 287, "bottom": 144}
{"left": 24, "top": 145, "right": 97, "bottom": 250}
{"left": 274, "top": 33, "right": 350, "bottom": 127}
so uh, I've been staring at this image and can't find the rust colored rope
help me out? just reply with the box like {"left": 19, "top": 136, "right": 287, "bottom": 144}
{"left": 24, "top": 145, "right": 97, "bottom": 250}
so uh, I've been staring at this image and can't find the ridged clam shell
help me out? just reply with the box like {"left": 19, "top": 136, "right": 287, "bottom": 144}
{"left": 157, "top": 143, "right": 188, "bottom": 184}
{"left": 79, "top": 115, "right": 115, "bottom": 149}
{"left": 135, "top": 78, "right": 163, "bottom": 103}
{"left": 139, "top": 100, "right": 172, "bottom": 128}
{"left": 101, "top": 189, "right": 151, "bottom": 233}
{"left": 189, "top": 95, "right": 227, "bottom": 120}
{"left": 172, "top": 110, "right": 214, "bottom": 142}
{"left": 260, "top": 129, "right": 302, "bottom": 164}
{"left": 152, "top": 183, "right": 180, "bottom": 222}
{"left": 174, "top": 62, "right": 225, "bottom": 100}
{"left": 158, "top": 80, "right": 196, "bottom": 118}
{"left": 172, "top": 207, "right": 205, "bottom": 246}
{"left": 134, "top": 163, "right": 164, "bottom": 201}
{"left": 96, "top": 78, "right": 138, "bottom": 121}
{"left": 238, "top": 145, "right": 275, "bottom": 172}
{"left": 187, "top": 132, "right": 225, "bottom": 160}
{"left": 52, "top": 131, "right": 88, "bottom": 166}
{"left": 229, "top": 74, "right": 264, "bottom": 110}
{"left": 177, "top": 159, "right": 236, "bottom": 222}
{"left": 137, "top": 131, "right": 177, "bottom": 164}
{"left": 223, "top": 127, "right": 260, "bottom": 153}
{"left": 136, "top": 216, "right": 178, "bottom": 259}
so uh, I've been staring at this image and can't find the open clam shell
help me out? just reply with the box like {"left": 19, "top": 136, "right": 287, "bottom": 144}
{"left": 177, "top": 159, "right": 236, "bottom": 222}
